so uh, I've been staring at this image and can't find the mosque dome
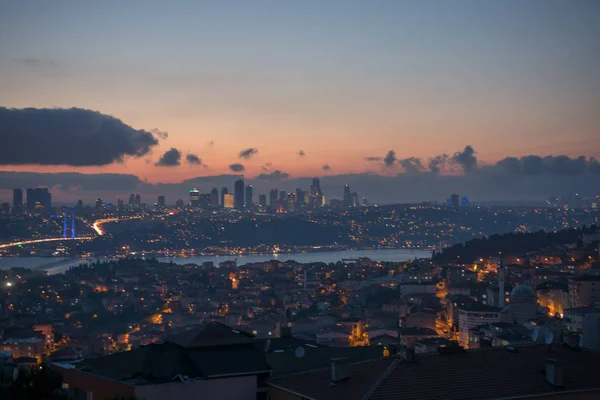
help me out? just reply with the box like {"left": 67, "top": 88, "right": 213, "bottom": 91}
{"left": 510, "top": 285, "right": 536, "bottom": 299}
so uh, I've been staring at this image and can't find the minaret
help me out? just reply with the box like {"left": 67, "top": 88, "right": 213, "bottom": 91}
{"left": 498, "top": 258, "right": 505, "bottom": 308}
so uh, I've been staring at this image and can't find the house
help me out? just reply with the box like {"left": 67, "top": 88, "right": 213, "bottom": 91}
{"left": 563, "top": 306, "right": 600, "bottom": 352}
{"left": 56, "top": 322, "right": 271, "bottom": 400}
{"left": 267, "top": 344, "right": 600, "bottom": 400}
{"left": 568, "top": 275, "right": 600, "bottom": 307}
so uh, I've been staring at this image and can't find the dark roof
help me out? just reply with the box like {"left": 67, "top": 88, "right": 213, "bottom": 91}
{"left": 399, "top": 327, "right": 437, "bottom": 336}
{"left": 269, "top": 358, "right": 395, "bottom": 400}
{"left": 565, "top": 306, "right": 600, "bottom": 314}
{"left": 164, "top": 321, "right": 255, "bottom": 348}
{"left": 75, "top": 342, "right": 270, "bottom": 384}
{"left": 569, "top": 275, "right": 600, "bottom": 282}
{"left": 267, "top": 345, "right": 383, "bottom": 377}
{"left": 269, "top": 345, "right": 600, "bottom": 400}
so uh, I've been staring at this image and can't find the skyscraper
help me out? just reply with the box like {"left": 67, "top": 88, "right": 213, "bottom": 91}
{"left": 343, "top": 185, "right": 352, "bottom": 207}
{"left": 13, "top": 188, "right": 23, "bottom": 209}
{"left": 259, "top": 194, "right": 267, "bottom": 207}
{"left": 221, "top": 187, "right": 228, "bottom": 208}
{"left": 234, "top": 179, "right": 245, "bottom": 210}
{"left": 175, "top": 199, "right": 184, "bottom": 209}
{"left": 223, "top": 193, "right": 234, "bottom": 209}
{"left": 157, "top": 196, "right": 166, "bottom": 208}
{"left": 286, "top": 193, "right": 296, "bottom": 212}
{"left": 210, "top": 187, "right": 219, "bottom": 209}
{"left": 245, "top": 185, "right": 253, "bottom": 208}
{"left": 129, "top": 194, "right": 135, "bottom": 209}
{"left": 450, "top": 193, "right": 460, "bottom": 208}
{"left": 295, "top": 188, "right": 304, "bottom": 209}
{"left": 117, "top": 199, "right": 125, "bottom": 212}
{"left": 269, "top": 189, "right": 278, "bottom": 207}
{"left": 26, "top": 188, "right": 51, "bottom": 210}
{"left": 135, "top": 194, "right": 142, "bottom": 209}
{"left": 190, "top": 188, "right": 200, "bottom": 207}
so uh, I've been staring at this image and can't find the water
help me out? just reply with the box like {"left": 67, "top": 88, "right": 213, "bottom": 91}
{"left": 0, "top": 248, "right": 431, "bottom": 275}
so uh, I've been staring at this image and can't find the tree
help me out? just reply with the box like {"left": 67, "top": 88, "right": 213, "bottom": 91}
{"left": 0, "top": 363, "right": 66, "bottom": 400}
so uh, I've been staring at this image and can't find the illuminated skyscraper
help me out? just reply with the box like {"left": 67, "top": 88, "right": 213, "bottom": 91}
{"left": 221, "top": 187, "right": 228, "bottom": 208}
{"left": 190, "top": 188, "right": 200, "bottom": 207}
{"left": 286, "top": 193, "right": 296, "bottom": 212}
{"left": 234, "top": 179, "right": 245, "bottom": 210}
{"left": 223, "top": 193, "right": 234, "bottom": 209}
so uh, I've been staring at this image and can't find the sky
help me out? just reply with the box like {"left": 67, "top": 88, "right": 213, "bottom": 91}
{"left": 1, "top": 1, "right": 599, "bottom": 203}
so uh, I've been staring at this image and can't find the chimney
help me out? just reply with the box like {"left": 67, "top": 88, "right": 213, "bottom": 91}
{"left": 401, "top": 347, "right": 415, "bottom": 362}
{"left": 545, "top": 359, "right": 563, "bottom": 388}
{"left": 331, "top": 358, "right": 349, "bottom": 382}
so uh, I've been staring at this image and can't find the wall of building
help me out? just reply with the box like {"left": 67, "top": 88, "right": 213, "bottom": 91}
{"left": 58, "top": 367, "right": 136, "bottom": 400}
{"left": 135, "top": 375, "right": 257, "bottom": 400}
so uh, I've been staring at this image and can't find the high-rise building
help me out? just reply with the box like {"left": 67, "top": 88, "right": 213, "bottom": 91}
{"left": 221, "top": 187, "right": 228, "bottom": 208}
{"left": 95, "top": 198, "right": 104, "bottom": 213}
{"left": 158, "top": 196, "right": 166, "bottom": 208}
{"left": 269, "top": 189, "right": 278, "bottom": 207}
{"left": 175, "top": 199, "right": 184, "bottom": 209}
{"left": 234, "top": 179, "right": 245, "bottom": 210}
{"left": 245, "top": 185, "right": 253, "bottom": 208}
{"left": 295, "top": 188, "right": 304, "bottom": 209}
{"left": 259, "top": 194, "right": 267, "bottom": 207}
{"left": 134, "top": 194, "right": 142, "bottom": 209}
{"left": 199, "top": 193, "right": 212, "bottom": 209}
{"left": 450, "top": 193, "right": 460, "bottom": 208}
{"left": 13, "top": 188, "right": 23, "bottom": 209}
{"left": 223, "top": 193, "right": 234, "bottom": 209}
{"left": 343, "top": 185, "right": 352, "bottom": 207}
{"left": 279, "top": 190, "right": 286, "bottom": 204}
{"left": 210, "top": 188, "right": 219, "bottom": 209}
{"left": 286, "top": 193, "right": 296, "bottom": 212}
{"left": 77, "top": 199, "right": 84, "bottom": 210}
{"left": 129, "top": 194, "right": 135, "bottom": 209}
{"left": 26, "top": 188, "right": 51, "bottom": 210}
{"left": 117, "top": 199, "right": 125, "bottom": 212}
{"left": 310, "top": 177, "right": 323, "bottom": 209}
{"left": 190, "top": 188, "right": 200, "bottom": 207}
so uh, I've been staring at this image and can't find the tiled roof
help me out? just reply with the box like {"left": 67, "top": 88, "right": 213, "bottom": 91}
{"left": 75, "top": 341, "right": 270, "bottom": 384}
{"left": 164, "top": 321, "right": 255, "bottom": 347}
{"left": 269, "top": 344, "right": 600, "bottom": 400}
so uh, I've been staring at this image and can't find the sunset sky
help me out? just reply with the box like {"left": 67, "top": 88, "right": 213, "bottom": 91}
{"left": 1, "top": 1, "right": 599, "bottom": 202}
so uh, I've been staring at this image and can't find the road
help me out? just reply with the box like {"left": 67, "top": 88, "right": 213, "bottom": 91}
{"left": 0, "top": 236, "right": 94, "bottom": 249}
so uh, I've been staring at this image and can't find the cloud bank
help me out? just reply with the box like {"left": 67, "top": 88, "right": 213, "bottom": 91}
{"left": 0, "top": 107, "right": 160, "bottom": 166}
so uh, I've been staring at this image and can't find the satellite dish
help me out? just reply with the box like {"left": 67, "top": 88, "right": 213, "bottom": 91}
{"left": 295, "top": 346, "right": 305, "bottom": 358}
{"left": 543, "top": 331, "right": 554, "bottom": 345}
{"left": 531, "top": 326, "right": 540, "bottom": 342}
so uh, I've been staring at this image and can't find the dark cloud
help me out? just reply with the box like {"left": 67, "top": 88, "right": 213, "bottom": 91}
{"left": 428, "top": 154, "right": 449, "bottom": 174}
{"left": 493, "top": 155, "right": 600, "bottom": 176}
{"left": 365, "top": 156, "right": 382, "bottom": 162}
{"left": 239, "top": 148, "right": 258, "bottom": 159}
{"left": 256, "top": 170, "right": 290, "bottom": 181}
{"left": 298, "top": 150, "right": 306, "bottom": 157}
{"left": 208, "top": 141, "right": 214, "bottom": 146}
{"left": 0, "top": 107, "right": 159, "bottom": 166}
{"left": 186, "top": 153, "right": 202, "bottom": 165}
{"left": 229, "top": 163, "right": 246, "bottom": 172}
{"left": 261, "top": 162, "right": 272, "bottom": 172}
{"left": 0, "top": 171, "right": 141, "bottom": 192}
{"left": 452, "top": 145, "right": 477, "bottom": 172}
{"left": 151, "top": 128, "right": 169, "bottom": 140}
{"left": 399, "top": 157, "right": 425, "bottom": 174}
{"left": 383, "top": 150, "right": 397, "bottom": 168}
{"left": 322, "top": 164, "right": 331, "bottom": 171}
{"left": 155, "top": 148, "right": 182, "bottom": 167}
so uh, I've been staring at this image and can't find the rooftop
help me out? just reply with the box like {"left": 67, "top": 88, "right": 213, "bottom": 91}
{"left": 269, "top": 344, "right": 600, "bottom": 400}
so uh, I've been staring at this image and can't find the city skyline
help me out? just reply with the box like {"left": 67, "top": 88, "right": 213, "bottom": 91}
{"left": 1, "top": 1, "right": 600, "bottom": 204}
